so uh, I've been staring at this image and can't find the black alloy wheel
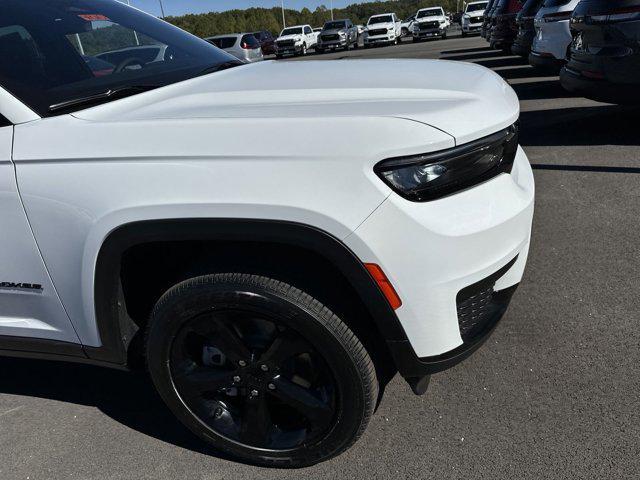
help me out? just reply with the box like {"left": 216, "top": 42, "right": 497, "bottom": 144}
{"left": 146, "top": 274, "right": 378, "bottom": 467}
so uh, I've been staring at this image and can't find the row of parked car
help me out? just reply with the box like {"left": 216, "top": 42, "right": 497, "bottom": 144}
{"left": 203, "top": 6, "right": 456, "bottom": 62}
{"left": 478, "top": 0, "right": 640, "bottom": 105}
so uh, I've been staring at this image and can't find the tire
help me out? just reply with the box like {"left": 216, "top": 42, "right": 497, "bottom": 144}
{"left": 461, "top": 31, "right": 467, "bottom": 37}
{"left": 146, "top": 274, "right": 378, "bottom": 467}
{"left": 275, "top": 54, "right": 283, "bottom": 59}
{"left": 316, "top": 47, "right": 324, "bottom": 54}
{"left": 301, "top": 43, "right": 307, "bottom": 56}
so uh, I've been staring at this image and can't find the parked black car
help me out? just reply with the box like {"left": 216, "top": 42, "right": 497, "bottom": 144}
{"left": 490, "top": 0, "right": 525, "bottom": 51}
{"left": 482, "top": 0, "right": 499, "bottom": 38}
{"left": 252, "top": 30, "right": 276, "bottom": 55}
{"left": 560, "top": 0, "right": 640, "bottom": 104}
{"left": 512, "top": 0, "right": 545, "bottom": 56}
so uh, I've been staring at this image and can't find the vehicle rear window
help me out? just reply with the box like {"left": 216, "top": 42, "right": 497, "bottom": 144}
{"left": 240, "top": 34, "right": 260, "bottom": 49}
{"left": 209, "top": 37, "right": 237, "bottom": 49}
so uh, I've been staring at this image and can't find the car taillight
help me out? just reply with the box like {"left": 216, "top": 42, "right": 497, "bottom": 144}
{"left": 544, "top": 11, "right": 573, "bottom": 22}
{"left": 241, "top": 42, "right": 252, "bottom": 49}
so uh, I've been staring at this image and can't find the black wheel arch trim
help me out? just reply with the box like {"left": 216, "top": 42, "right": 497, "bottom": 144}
{"left": 89, "top": 218, "right": 417, "bottom": 372}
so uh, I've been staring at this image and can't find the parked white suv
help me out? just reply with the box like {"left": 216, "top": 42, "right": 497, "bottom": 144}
{"left": 0, "top": 0, "right": 534, "bottom": 468}
{"left": 364, "top": 13, "right": 402, "bottom": 46}
{"left": 530, "top": 0, "right": 580, "bottom": 70}
{"left": 275, "top": 24, "right": 318, "bottom": 57}
{"left": 412, "top": 7, "right": 450, "bottom": 41}
{"left": 462, "top": 1, "right": 489, "bottom": 36}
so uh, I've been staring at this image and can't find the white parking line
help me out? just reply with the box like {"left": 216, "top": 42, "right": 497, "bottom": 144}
{"left": 0, "top": 406, "right": 24, "bottom": 417}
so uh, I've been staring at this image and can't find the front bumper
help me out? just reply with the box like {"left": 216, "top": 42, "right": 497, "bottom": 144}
{"left": 462, "top": 23, "right": 483, "bottom": 33}
{"left": 413, "top": 28, "right": 446, "bottom": 39}
{"left": 275, "top": 44, "right": 303, "bottom": 55}
{"left": 529, "top": 50, "right": 565, "bottom": 71}
{"left": 317, "top": 39, "right": 348, "bottom": 49}
{"left": 346, "top": 147, "right": 534, "bottom": 375}
{"left": 560, "top": 67, "right": 640, "bottom": 105}
{"left": 364, "top": 34, "right": 395, "bottom": 44}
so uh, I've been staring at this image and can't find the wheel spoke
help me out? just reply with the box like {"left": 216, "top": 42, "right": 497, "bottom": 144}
{"left": 174, "top": 363, "right": 232, "bottom": 399}
{"left": 270, "top": 376, "right": 332, "bottom": 428}
{"left": 260, "top": 330, "right": 310, "bottom": 364}
{"left": 212, "top": 322, "right": 251, "bottom": 363}
{"left": 240, "top": 396, "right": 272, "bottom": 446}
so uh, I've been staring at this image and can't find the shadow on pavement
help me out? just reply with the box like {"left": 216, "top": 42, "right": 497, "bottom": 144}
{"left": 440, "top": 46, "right": 494, "bottom": 54}
{"left": 532, "top": 164, "right": 640, "bottom": 173}
{"left": 473, "top": 56, "right": 528, "bottom": 69}
{"left": 492, "top": 66, "right": 556, "bottom": 80}
{"left": 0, "top": 357, "right": 227, "bottom": 459}
{"left": 440, "top": 50, "right": 511, "bottom": 61}
{"left": 519, "top": 105, "right": 640, "bottom": 147}
{"left": 509, "top": 80, "right": 573, "bottom": 101}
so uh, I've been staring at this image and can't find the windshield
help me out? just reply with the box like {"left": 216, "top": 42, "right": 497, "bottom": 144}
{"left": 368, "top": 16, "right": 393, "bottom": 24}
{"left": 0, "top": 0, "right": 237, "bottom": 117}
{"left": 466, "top": 3, "right": 488, "bottom": 12}
{"left": 324, "top": 21, "right": 347, "bottom": 30}
{"left": 281, "top": 27, "right": 303, "bottom": 36}
{"left": 417, "top": 9, "right": 444, "bottom": 18}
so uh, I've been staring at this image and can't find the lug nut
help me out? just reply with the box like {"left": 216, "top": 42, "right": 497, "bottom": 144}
{"left": 238, "top": 360, "right": 247, "bottom": 367}
{"left": 268, "top": 383, "right": 276, "bottom": 391}
{"left": 250, "top": 389, "right": 259, "bottom": 397}
{"left": 260, "top": 364, "right": 269, "bottom": 372}
{"left": 233, "top": 375, "right": 241, "bottom": 383}
{"left": 214, "top": 407, "right": 223, "bottom": 418}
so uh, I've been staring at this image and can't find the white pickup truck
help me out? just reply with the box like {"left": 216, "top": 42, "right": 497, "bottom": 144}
{"left": 275, "top": 24, "right": 318, "bottom": 57}
{"left": 412, "top": 6, "right": 450, "bottom": 41}
{"left": 364, "top": 13, "right": 402, "bottom": 47}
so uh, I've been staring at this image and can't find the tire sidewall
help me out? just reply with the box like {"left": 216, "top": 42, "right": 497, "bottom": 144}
{"left": 147, "top": 277, "right": 372, "bottom": 466}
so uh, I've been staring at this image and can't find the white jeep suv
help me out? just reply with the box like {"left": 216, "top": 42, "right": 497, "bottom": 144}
{"left": 0, "top": 0, "right": 534, "bottom": 468}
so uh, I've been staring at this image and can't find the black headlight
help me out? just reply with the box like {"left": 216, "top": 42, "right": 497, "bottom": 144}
{"left": 374, "top": 123, "right": 519, "bottom": 202}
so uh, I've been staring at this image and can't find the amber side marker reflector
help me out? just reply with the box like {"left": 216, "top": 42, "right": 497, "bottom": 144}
{"left": 364, "top": 263, "right": 402, "bottom": 310}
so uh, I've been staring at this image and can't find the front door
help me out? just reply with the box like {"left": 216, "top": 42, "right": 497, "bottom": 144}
{"left": 0, "top": 120, "right": 80, "bottom": 344}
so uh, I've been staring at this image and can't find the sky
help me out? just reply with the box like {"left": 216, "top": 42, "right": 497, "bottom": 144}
{"left": 130, "top": 0, "right": 374, "bottom": 17}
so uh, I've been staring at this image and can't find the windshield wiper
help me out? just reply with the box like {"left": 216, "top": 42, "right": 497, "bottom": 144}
{"left": 48, "top": 84, "right": 161, "bottom": 114}
{"left": 197, "top": 60, "right": 243, "bottom": 77}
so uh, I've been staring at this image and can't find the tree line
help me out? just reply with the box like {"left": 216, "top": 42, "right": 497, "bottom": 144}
{"left": 165, "top": 0, "right": 462, "bottom": 38}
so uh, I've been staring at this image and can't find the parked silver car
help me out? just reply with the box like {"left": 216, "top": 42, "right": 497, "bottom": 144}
{"left": 205, "top": 33, "right": 264, "bottom": 63}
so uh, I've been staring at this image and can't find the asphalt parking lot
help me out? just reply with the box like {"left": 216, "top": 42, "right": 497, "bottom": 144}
{"left": 1, "top": 33, "right": 639, "bottom": 480}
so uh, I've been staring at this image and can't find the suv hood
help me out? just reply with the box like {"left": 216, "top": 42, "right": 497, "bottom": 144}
{"left": 73, "top": 59, "right": 519, "bottom": 145}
